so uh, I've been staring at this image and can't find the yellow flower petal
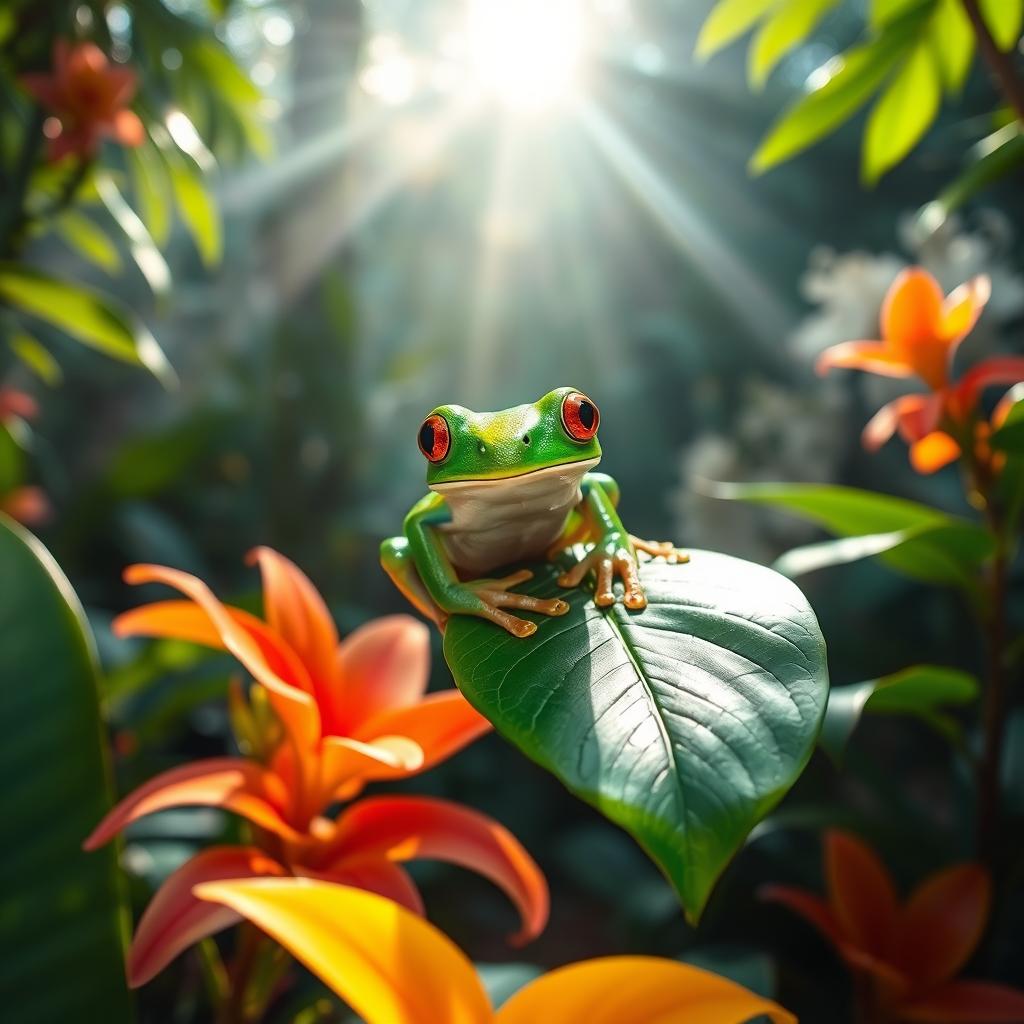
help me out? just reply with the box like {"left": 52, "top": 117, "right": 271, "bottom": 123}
{"left": 194, "top": 879, "right": 493, "bottom": 1024}
{"left": 495, "top": 957, "right": 795, "bottom": 1024}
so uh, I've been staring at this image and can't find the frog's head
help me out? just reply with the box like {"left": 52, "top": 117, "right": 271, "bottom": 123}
{"left": 418, "top": 387, "right": 602, "bottom": 488}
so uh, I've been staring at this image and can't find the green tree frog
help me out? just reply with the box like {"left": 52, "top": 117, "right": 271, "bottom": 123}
{"left": 381, "top": 387, "right": 688, "bottom": 638}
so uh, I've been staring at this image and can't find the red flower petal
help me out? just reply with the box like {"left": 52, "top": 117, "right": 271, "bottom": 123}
{"left": 112, "top": 108, "right": 144, "bottom": 147}
{"left": 304, "top": 858, "right": 425, "bottom": 917}
{"left": 327, "top": 615, "right": 431, "bottom": 734}
{"left": 326, "top": 796, "right": 549, "bottom": 944}
{"left": 825, "top": 831, "right": 899, "bottom": 958}
{"left": 862, "top": 394, "right": 941, "bottom": 452}
{"left": 952, "top": 357, "right": 1024, "bottom": 419}
{"left": 128, "top": 846, "right": 285, "bottom": 987}
{"left": 894, "top": 864, "right": 990, "bottom": 990}
{"left": 83, "top": 757, "right": 301, "bottom": 850}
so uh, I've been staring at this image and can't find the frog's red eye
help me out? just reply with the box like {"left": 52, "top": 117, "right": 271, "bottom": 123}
{"left": 418, "top": 414, "right": 450, "bottom": 462}
{"left": 561, "top": 392, "right": 599, "bottom": 442}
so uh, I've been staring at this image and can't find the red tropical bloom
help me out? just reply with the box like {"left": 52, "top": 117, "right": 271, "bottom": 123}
{"left": 763, "top": 830, "right": 1024, "bottom": 1022}
{"left": 85, "top": 549, "right": 546, "bottom": 987}
{"left": 817, "top": 267, "right": 1024, "bottom": 474}
{"left": 20, "top": 39, "right": 145, "bottom": 161}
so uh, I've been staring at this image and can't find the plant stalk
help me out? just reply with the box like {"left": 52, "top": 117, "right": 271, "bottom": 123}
{"left": 959, "top": 0, "right": 1024, "bottom": 122}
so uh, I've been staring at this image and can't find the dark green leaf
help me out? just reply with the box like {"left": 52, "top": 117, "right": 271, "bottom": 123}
{"left": 862, "top": 40, "right": 941, "bottom": 183}
{"left": 445, "top": 552, "right": 829, "bottom": 923}
{"left": 9, "top": 330, "right": 62, "bottom": 386}
{"left": 710, "top": 482, "right": 992, "bottom": 586}
{"left": 0, "top": 265, "right": 175, "bottom": 384}
{"left": 0, "top": 516, "right": 134, "bottom": 1022}
{"left": 696, "top": 0, "right": 781, "bottom": 60}
{"left": 820, "top": 664, "right": 978, "bottom": 762}
{"left": 991, "top": 393, "right": 1024, "bottom": 453}
{"left": 751, "top": 6, "right": 926, "bottom": 173}
{"left": 165, "top": 148, "right": 223, "bottom": 267}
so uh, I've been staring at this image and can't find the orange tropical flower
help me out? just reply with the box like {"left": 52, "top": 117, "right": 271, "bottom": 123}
{"left": 818, "top": 267, "right": 1024, "bottom": 473}
{"left": 85, "top": 549, "right": 546, "bottom": 987}
{"left": 20, "top": 39, "right": 145, "bottom": 161}
{"left": 197, "top": 878, "right": 796, "bottom": 1024}
{"left": 762, "top": 830, "right": 1024, "bottom": 1022}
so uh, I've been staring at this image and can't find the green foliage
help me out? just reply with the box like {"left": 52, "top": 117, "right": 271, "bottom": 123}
{"left": 0, "top": 264, "right": 174, "bottom": 383}
{"left": 711, "top": 482, "right": 993, "bottom": 587}
{"left": 0, "top": 516, "right": 133, "bottom": 1023}
{"left": 53, "top": 210, "right": 122, "bottom": 274}
{"left": 698, "top": 0, "right": 1024, "bottom": 188}
{"left": 992, "top": 392, "right": 1024, "bottom": 453}
{"left": 445, "top": 552, "right": 829, "bottom": 923}
{"left": 8, "top": 329, "right": 61, "bottom": 385}
{"left": 820, "top": 665, "right": 979, "bottom": 762}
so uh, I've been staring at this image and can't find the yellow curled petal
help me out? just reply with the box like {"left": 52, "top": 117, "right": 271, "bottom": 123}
{"left": 194, "top": 878, "right": 493, "bottom": 1024}
{"left": 495, "top": 957, "right": 795, "bottom": 1024}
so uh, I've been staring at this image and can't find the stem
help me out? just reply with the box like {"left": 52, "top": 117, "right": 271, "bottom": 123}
{"left": 959, "top": 0, "right": 1024, "bottom": 122}
{"left": 218, "top": 924, "right": 265, "bottom": 1024}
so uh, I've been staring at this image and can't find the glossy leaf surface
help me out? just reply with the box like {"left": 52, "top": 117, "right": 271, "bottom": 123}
{"left": 445, "top": 551, "right": 828, "bottom": 922}
{"left": 0, "top": 516, "right": 133, "bottom": 1022}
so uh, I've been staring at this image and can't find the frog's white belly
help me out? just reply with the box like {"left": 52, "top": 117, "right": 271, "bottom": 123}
{"left": 431, "top": 458, "right": 599, "bottom": 577}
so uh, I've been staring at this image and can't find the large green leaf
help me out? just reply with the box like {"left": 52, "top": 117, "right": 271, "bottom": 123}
{"left": 0, "top": 515, "right": 133, "bottom": 1022}
{"left": 445, "top": 551, "right": 829, "bottom": 922}
{"left": 695, "top": 0, "right": 781, "bottom": 60}
{"left": 751, "top": 4, "right": 927, "bottom": 173}
{"left": 928, "top": 0, "right": 974, "bottom": 93}
{"left": 980, "top": 0, "right": 1023, "bottom": 50}
{"left": 710, "top": 482, "right": 993, "bottom": 587}
{"left": 820, "top": 664, "right": 978, "bottom": 762}
{"left": 862, "top": 40, "right": 941, "bottom": 183}
{"left": 0, "top": 265, "right": 174, "bottom": 384}
{"left": 165, "top": 147, "right": 223, "bottom": 267}
{"left": 749, "top": 0, "right": 840, "bottom": 88}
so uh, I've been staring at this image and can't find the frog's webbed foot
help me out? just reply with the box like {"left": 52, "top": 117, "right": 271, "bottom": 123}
{"left": 629, "top": 535, "right": 690, "bottom": 564}
{"left": 467, "top": 569, "right": 570, "bottom": 638}
{"left": 557, "top": 545, "right": 647, "bottom": 610}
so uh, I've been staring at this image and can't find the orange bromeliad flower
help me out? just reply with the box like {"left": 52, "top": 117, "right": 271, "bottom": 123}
{"left": 85, "top": 549, "right": 547, "bottom": 986}
{"left": 20, "top": 39, "right": 144, "bottom": 161}
{"left": 763, "top": 830, "right": 1024, "bottom": 1022}
{"left": 817, "top": 267, "right": 1024, "bottom": 474}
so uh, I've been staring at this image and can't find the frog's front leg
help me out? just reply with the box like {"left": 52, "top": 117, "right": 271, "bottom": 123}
{"left": 405, "top": 499, "right": 569, "bottom": 638}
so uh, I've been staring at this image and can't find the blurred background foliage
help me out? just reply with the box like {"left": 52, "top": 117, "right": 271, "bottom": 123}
{"left": 2, "top": 0, "right": 1023, "bottom": 1021}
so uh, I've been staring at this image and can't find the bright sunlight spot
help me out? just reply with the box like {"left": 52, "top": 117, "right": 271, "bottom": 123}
{"left": 464, "top": 0, "right": 586, "bottom": 112}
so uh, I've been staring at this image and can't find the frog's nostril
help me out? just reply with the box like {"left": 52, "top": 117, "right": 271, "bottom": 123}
{"left": 522, "top": 434, "right": 531, "bottom": 446}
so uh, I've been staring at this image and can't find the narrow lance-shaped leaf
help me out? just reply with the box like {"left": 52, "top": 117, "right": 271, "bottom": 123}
{"left": 445, "top": 552, "right": 829, "bottom": 923}
{"left": 928, "top": 0, "right": 975, "bottom": 93}
{"left": 749, "top": 0, "right": 840, "bottom": 89}
{"left": 128, "top": 141, "right": 172, "bottom": 247}
{"left": 8, "top": 330, "right": 62, "bottom": 386}
{"left": 819, "top": 665, "right": 978, "bottom": 763}
{"left": 695, "top": 0, "right": 781, "bottom": 60}
{"left": 164, "top": 146, "right": 222, "bottom": 267}
{"left": 95, "top": 174, "right": 172, "bottom": 297}
{"left": 751, "top": 5, "right": 927, "bottom": 173}
{"left": 862, "top": 40, "right": 941, "bottom": 184}
{"left": 0, "top": 264, "right": 175, "bottom": 384}
{"left": 53, "top": 211, "right": 122, "bottom": 274}
{"left": 979, "top": 0, "right": 1024, "bottom": 50}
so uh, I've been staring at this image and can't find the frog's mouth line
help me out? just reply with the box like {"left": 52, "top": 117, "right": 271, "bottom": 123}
{"left": 429, "top": 457, "right": 600, "bottom": 492}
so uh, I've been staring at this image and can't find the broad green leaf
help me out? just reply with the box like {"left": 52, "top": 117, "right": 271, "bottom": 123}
{"left": 925, "top": 125, "right": 1024, "bottom": 221}
{"left": 0, "top": 265, "right": 174, "bottom": 384}
{"left": 445, "top": 552, "right": 829, "bottom": 922}
{"left": 751, "top": 12, "right": 923, "bottom": 173}
{"left": 869, "top": 0, "right": 935, "bottom": 26}
{"left": 991, "top": 393, "right": 1024, "bottom": 453}
{"left": 749, "top": 0, "right": 839, "bottom": 89}
{"left": 8, "top": 330, "right": 62, "bottom": 386}
{"left": 929, "top": 0, "right": 974, "bottom": 93}
{"left": 820, "top": 665, "right": 978, "bottom": 762}
{"left": 54, "top": 211, "right": 122, "bottom": 274}
{"left": 127, "top": 142, "right": 172, "bottom": 247}
{"left": 95, "top": 174, "right": 171, "bottom": 297}
{"left": 0, "top": 516, "right": 134, "bottom": 1022}
{"left": 710, "top": 482, "right": 993, "bottom": 586}
{"left": 980, "top": 0, "right": 1023, "bottom": 50}
{"left": 696, "top": 0, "right": 781, "bottom": 60}
{"left": 862, "top": 40, "right": 941, "bottom": 183}
{"left": 165, "top": 148, "right": 222, "bottom": 267}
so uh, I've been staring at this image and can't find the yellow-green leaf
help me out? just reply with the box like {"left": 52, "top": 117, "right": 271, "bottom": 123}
{"left": 929, "top": 0, "right": 974, "bottom": 92}
{"left": 696, "top": 0, "right": 781, "bottom": 60}
{"left": 127, "top": 141, "right": 172, "bottom": 247}
{"left": 53, "top": 212, "right": 121, "bottom": 274}
{"left": 9, "top": 330, "right": 62, "bottom": 386}
{"left": 980, "top": 0, "right": 1023, "bottom": 50}
{"left": 95, "top": 173, "right": 171, "bottom": 296}
{"left": 862, "top": 41, "right": 941, "bottom": 183}
{"left": 751, "top": 26, "right": 915, "bottom": 172}
{"left": 165, "top": 149, "right": 222, "bottom": 267}
{"left": 749, "top": 0, "right": 840, "bottom": 89}
{"left": 0, "top": 265, "right": 174, "bottom": 383}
